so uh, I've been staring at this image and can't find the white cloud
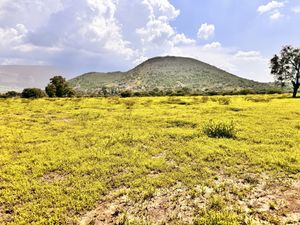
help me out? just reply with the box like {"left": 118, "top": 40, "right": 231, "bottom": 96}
{"left": 269, "top": 10, "right": 284, "bottom": 20}
{"left": 0, "top": 24, "right": 27, "bottom": 48}
{"left": 135, "top": 0, "right": 180, "bottom": 45}
{"left": 0, "top": 0, "right": 63, "bottom": 29}
{"left": 235, "top": 51, "right": 262, "bottom": 59}
{"left": 141, "top": 0, "right": 180, "bottom": 19}
{"left": 197, "top": 23, "right": 215, "bottom": 40}
{"left": 257, "top": 1, "right": 285, "bottom": 14}
{"left": 0, "top": 0, "right": 271, "bottom": 82}
{"left": 136, "top": 17, "right": 175, "bottom": 44}
{"left": 292, "top": 6, "right": 300, "bottom": 13}
{"left": 203, "top": 42, "right": 221, "bottom": 50}
{"left": 0, "top": 0, "right": 136, "bottom": 72}
{"left": 172, "top": 34, "right": 196, "bottom": 45}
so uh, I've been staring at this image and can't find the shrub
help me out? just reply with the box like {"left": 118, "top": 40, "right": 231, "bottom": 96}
{"left": 194, "top": 210, "right": 239, "bottom": 225}
{"left": 208, "top": 195, "right": 226, "bottom": 211}
{"left": 217, "top": 97, "right": 231, "bottom": 105}
{"left": 203, "top": 120, "right": 236, "bottom": 138}
{"left": 200, "top": 96, "right": 209, "bottom": 103}
{"left": 237, "top": 89, "right": 255, "bottom": 95}
{"left": 21, "top": 88, "right": 47, "bottom": 99}
{"left": 210, "top": 97, "right": 218, "bottom": 102}
{"left": 120, "top": 90, "right": 133, "bottom": 98}
{"left": 133, "top": 92, "right": 142, "bottom": 97}
{"left": 192, "top": 96, "right": 209, "bottom": 104}
{"left": 123, "top": 100, "right": 135, "bottom": 109}
{"left": 4, "top": 91, "right": 21, "bottom": 98}
{"left": 244, "top": 96, "right": 272, "bottom": 103}
{"left": 162, "top": 97, "right": 190, "bottom": 105}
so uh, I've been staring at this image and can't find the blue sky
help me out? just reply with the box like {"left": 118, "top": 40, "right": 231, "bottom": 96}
{"left": 0, "top": 0, "right": 299, "bottom": 82}
{"left": 170, "top": 0, "right": 300, "bottom": 55}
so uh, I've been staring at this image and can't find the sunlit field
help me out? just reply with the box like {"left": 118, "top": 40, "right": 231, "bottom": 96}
{"left": 0, "top": 95, "right": 299, "bottom": 224}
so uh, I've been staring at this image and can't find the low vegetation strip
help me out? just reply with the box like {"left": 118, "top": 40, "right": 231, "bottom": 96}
{"left": 0, "top": 95, "right": 299, "bottom": 224}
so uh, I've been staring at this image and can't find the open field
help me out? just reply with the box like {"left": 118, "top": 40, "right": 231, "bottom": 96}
{"left": 0, "top": 95, "right": 299, "bottom": 224}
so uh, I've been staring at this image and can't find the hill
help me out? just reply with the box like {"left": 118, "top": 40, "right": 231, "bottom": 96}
{"left": 69, "top": 56, "right": 274, "bottom": 95}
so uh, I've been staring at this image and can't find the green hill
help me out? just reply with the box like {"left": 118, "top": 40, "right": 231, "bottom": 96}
{"left": 69, "top": 56, "right": 274, "bottom": 94}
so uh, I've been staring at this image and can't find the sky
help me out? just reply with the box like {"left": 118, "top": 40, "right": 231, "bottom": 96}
{"left": 0, "top": 0, "right": 300, "bottom": 82}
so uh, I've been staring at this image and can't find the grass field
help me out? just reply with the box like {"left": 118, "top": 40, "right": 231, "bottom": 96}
{"left": 0, "top": 95, "right": 299, "bottom": 224}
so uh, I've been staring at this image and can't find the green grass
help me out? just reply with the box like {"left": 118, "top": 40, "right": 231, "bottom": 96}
{"left": 0, "top": 95, "right": 299, "bottom": 224}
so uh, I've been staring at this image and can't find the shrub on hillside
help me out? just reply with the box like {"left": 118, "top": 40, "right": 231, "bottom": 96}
{"left": 120, "top": 90, "right": 133, "bottom": 98}
{"left": 203, "top": 120, "right": 236, "bottom": 139}
{"left": 21, "top": 88, "right": 47, "bottom": 99}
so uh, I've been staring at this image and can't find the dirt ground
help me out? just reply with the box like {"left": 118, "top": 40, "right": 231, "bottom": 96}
{"left": 80, "top": 176, "right": 300, "bottom": 225}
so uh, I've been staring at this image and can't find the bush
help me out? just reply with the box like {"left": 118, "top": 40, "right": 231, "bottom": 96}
{"left": 236, "top": 89, "right": 255, "bottom": 95}
{"left": 5, "top": 91, "right": 21, "bottom": 98}
{"left": 162, "top": 97, "right": 190, "bottom": 105}
{"left": 200, "top": 96, "right": 209, "bottom": 103}
{"left": 244, "top": 96, "right": 272, "bottom": 103}
{"left": 203, "top": 120, "right": 236, "bottom": 138}
{"left": 123, "top": 100, "right": 136, "bottom": 109}
{"left": 217, "top": 97, "right": 231, "bottom": 105}
{"left": 194, "top": 210, "right": 239, "bottom": 225}
{"left": 0, "top": 91, "right": 21, "bottom": 98}
{"left": 120, "top": 90, "right": 133, "bottom": 98}
{"left": 21, "top": 88, "right": 47, "bottom": 99}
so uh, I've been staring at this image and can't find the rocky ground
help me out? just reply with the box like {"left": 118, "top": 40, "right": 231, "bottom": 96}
{"left": 80, "top": 174, "right": 300, "bottom": 225}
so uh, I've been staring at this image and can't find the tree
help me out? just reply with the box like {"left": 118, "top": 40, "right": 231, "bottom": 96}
{"left": 21, "top": 88, "right": 47, "bottom": 98}
{"left": 4, "top": 91, "right": 20, "bottom": 98}
{"left": 270, "top": 46, "right": 300, "bottom": 98}
{"left": 45, "top": 76, "right": 75, "bottom": 97}
{"left": 45, "top": 83, "right": 56, "bottom": 97}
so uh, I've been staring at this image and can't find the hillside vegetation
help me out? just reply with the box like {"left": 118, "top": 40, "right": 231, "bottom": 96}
{"left": 0, "top": 95, "right": 299, "bottom": 224}
{"left": 69, "top": 56, "right": 276, "bottom": 95}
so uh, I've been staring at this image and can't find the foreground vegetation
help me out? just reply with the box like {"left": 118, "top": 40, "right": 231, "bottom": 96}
{"left": 0, "top": 95, "right": 299, "bottom": 224}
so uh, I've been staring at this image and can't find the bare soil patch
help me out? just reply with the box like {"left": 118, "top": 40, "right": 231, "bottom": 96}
{"left": 80, "top": 176, "right": 300, "bottom": 224}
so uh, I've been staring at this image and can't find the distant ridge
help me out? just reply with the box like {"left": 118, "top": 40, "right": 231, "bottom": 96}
{"left": 69, "top": 56, "right": 273, "bottom": 94}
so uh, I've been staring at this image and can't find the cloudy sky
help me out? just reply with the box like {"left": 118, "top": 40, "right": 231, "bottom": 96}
{"left": 1, "top": 0, "right": 300, "bottom": 82}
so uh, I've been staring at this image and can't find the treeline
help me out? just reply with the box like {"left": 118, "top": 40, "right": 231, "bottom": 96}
{"left": 78, "top": 87, "right": 286, "bottom": 98}
{"left": 0, "top": 76, "right": 286, "bottom": 99}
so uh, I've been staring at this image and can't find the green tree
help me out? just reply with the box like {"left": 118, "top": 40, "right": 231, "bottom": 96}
{"left": 45, "top": 83, "right": 56, "bottom": 97}
{"left": 21, "top": 88, "right": 46, "bottom": 98}
{"left": 45, "top": 76, "right": 74, "bottom": 97}
{"left": 270, "top": 46, "right": 300, "bottom": 98}
{"left": 4, "top": 91, "right": 20, "bottom": 98}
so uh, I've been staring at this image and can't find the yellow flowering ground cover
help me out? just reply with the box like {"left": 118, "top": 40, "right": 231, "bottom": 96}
{"left": 0, "top": 95, "right": 299, "bottom": 224}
